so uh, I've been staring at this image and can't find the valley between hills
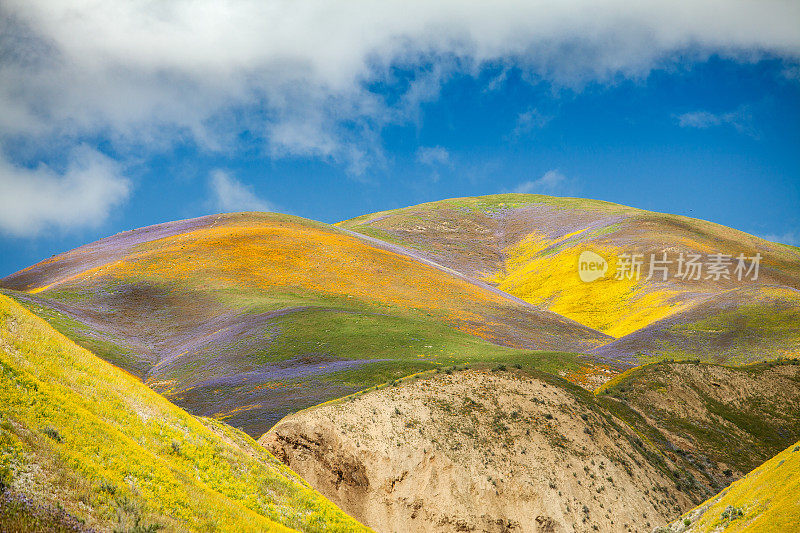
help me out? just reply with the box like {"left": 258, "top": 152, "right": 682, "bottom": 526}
{"left": 2, "top": 194, "right": 800, "bottom": 532}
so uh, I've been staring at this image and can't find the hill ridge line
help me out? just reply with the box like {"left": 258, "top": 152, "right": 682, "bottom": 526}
{"left": 337, "top": 226, "right": 609, "bottom": 337}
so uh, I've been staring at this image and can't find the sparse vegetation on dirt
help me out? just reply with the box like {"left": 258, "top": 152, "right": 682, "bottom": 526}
{"left": 597, "top": 360, "right": 800, "bottom": 495}
{"left": 262, "top": 367, "right": 701, "bottom": 532}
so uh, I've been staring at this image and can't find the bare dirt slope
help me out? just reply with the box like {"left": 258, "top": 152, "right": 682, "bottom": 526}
{"left": 261, "top": 369, "right": 696, "bottom": 533}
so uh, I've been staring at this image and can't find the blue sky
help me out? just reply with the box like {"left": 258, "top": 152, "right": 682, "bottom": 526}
{"left": 1, "top": 1, "right": 799, "bottom": 277}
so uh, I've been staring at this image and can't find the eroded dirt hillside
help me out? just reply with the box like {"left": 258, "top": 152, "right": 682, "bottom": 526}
{"left": 261, "top": 369, "right": 696, "bottom": 533}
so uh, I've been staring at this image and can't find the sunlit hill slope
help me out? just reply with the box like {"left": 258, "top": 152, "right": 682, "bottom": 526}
{"left": 339, "top": 194, "right": 800, "bottom": 361}
{"left": 664, "top": 439, "right": 800, "bottom": 532}
{"left": 0, "top": 293, "right": 370, "bottom": 532}
{"left": 2, "top": 195, "right": 800, "bottom": 532}
{"left": 1, "top": 211, "right": 607, "bottom": 437}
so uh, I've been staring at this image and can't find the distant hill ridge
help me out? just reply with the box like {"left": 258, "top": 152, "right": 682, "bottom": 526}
{"left": 339, "top": 194, "right": 800, "bottom": 361}
{"left": 2, "top": 194, "right": 799, "bottom": 440}
{"left": 0, "top": 209, "right": 608, "bottom": 437}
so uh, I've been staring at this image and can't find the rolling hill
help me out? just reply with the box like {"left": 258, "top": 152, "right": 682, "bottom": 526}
{"left": 3, "top": 196, "right": 800, "bottom": 441}
{"left": 338, "top": 194, "right": 800, "bottom": 359}
{"left": 593, "top": 286, "right": 800, "bottom": 363}
{"left": 0, "top": 211, "right": 609, "bottom": 437}
{"left": 3, "top": 195, "right": 800, "bottom": 532}
{"left": 0, "top": 292, "right": 370, "bottom": 532}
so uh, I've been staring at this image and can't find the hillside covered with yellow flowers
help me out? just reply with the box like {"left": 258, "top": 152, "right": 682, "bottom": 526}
{"left": 0, "top": 293, "right": 371, "bottom": 532}
{"left": 1, "top": 211, "right": 609, "bottom": 437}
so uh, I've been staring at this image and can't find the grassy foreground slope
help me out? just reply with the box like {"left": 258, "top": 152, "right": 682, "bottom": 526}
{"left": 1, "top": 212, "right": 608, "bottom": 436}
{"left": 339, "top": 194, "right": 800, "bottom": 358}
{"left": 663, "top": 440, "right": 800, "bottom": 532}
{"left": 0, "top": 293, "right": 370, "bottom": 532}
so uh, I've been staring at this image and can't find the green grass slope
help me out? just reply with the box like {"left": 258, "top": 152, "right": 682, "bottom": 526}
{"left": 0, "top": 293, "right": 371, "bottom": 532}
{"left": 597, "top": 360, "right": 800, "bottom": 498}
{"left": 3, "top": 288, "right": 604, "bottom": 438}
{"left": 594, "top": 286, "right": 800, "bottom": 363}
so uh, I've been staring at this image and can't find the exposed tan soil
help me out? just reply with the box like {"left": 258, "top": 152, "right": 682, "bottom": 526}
{"left": 261, "top": 369, "right": 695, "bottom": 533}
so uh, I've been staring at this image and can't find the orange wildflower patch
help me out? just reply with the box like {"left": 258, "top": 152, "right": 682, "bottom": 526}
{"left": 560, "top": 363, "right": 617, "bottom": 390}
{"left": 53, "top": 219, "right": 515, "bottom": 320}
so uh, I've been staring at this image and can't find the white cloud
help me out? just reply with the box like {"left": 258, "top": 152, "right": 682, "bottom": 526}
{"left": 209, "top": 170, "right": 272, "bottom": 212}
{"left": 0, "top": 0, "right": 798, "bottom": 177}
{"left": 416, "top": 146, "right": 451, "bottom": 167}
{"left": 512, "top": 107, "right": 553, "bottom": 137}
{"left": 513, "top": 169, "right": 575, "bottom": 195}
{"left": 783, "top": 65, "right": 800, "bottom": 81}
{"left": 677, "top": 111, "right": 725, "bottom": 129}
{"left": 0, "top": 146, "right": 130, "bottom": 237}
{"left": 759, "top": 231, "right": 799, "bottom": 246}
{"left": 676, "top": 105, "right": 758, "bottom": 137}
